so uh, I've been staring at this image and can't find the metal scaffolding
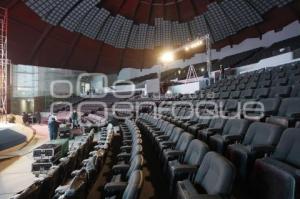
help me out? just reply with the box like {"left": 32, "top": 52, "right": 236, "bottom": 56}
{"left": 0, "top": 7, "right": 8, "bottom": 120}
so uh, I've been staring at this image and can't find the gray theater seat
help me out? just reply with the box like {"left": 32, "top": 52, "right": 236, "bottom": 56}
{"left": 253, "top": 128, "right": 300, "bottom": 199}
{"left": 198, "top": 118, "right": 227, "bottom": 142}
{"left": 176, "top": 152, "right": 236, "bottom": 199}
{"left": 226, "top": 122, "right": 284, "bottom": 180}
{"left": 167, "top": 140, "right": 209, "bottom": 194}
{"left": 209, "top": 119, "right": 251, "bottom": 154}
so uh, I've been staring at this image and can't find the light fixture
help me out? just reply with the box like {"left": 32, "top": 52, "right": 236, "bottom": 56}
{"left": 201, "top": 68, "right": 205, "bottom": 72}
{"left": 160, "top": 51, "right": 175, "bottom": 63}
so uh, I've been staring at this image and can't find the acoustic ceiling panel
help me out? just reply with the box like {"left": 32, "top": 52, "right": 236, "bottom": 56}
{"left": 115, "top": 19, "right": 133, "bottom": 49}
{"left": 155, "top": 18, "right": 163, "bottom": 47}
{"left": 221, "top": 0, "right": 262, "bottom": 30}
{"left": 247, "top": 0, "right": 274, "bottom": 14}
{"left": 83, "top": 8, "right": 109, "bottom": 39}
{"left": 145, "top": 26, "right": 155, "bottom": 49}
{"left": 105, "top": 15, "right": 125, "bottom": 46}
{"left": 205, "top": 2, "right": 236, "bottom": 41}
{"left": 127, "top": 25, "right": 139, "bottom": 49}
{"left": 24, "top": 0, "right": 62, "bottom": 19}
{"left": 162, "top": 20, "right": 172, "bottom": 47}
{"left": 189, "top": 15, "right": 210, "bottom": 40}
{"left": 61, "top": 0, "right": 101, "bottom": 32}
{"left": 45, "top": 0, "right": 80, "bottom": 26}
{"left": 76, "top": 7, "right": 98, "bottom": 33}
{"left": 136, "top": 24, "right": 148, "bottom": 49}
{"left": 172, "top": 21, "right": 182, "bottom": 45}
{"left": 275, "top": 0, "right": 293, "bottom": 7}
{"left": 96, "top": 14, "right": 114, "bottom": 40}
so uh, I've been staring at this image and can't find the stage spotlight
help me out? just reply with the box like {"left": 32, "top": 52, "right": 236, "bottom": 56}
{"left": 160, "top": 51, "right": 174, "bottom": 63}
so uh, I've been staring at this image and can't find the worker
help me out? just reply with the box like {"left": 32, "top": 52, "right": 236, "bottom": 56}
{"left": 71, "top": 110, "right": 78, "bottom": 128}
{"left": 48, "top": 117, "right": 59, "bottom": 140}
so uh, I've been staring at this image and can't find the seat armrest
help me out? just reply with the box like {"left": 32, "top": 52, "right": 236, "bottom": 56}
{"left": 117, "top": 153, "right": 130, "bottom": 161}
{"left": 224, "top": 135, "right": 243, "bottom": 143}
{"left": 289, "top": 112, "right": 300, "bottom": 118}
{"left": 112, "top": 164, "right": 130, "bottom": 175}
{"left": 160, "top": 141, "right": 176, "bottom": 148}
{"left": 195, "top": 124, "right": 209, "bottom": 129}
{"left": 120, "top": 146, "right": 132, "bottom": 152}
{"left": 172, "top": 165, "right": 198, "bottom": 176}
{"left": 207, "top": 128, "right": 222, "bottom": 134}
{"left": 166, "top": 150, "right": 184, "bottom": 160}
{"left": 156, "top": 135, "right": 169, "bottom": 141}
{"left": 104, "top": 182, "right": 127, "bottom": 196}
{"left": 251, "top": 145, "right": 275, "bottom": 155}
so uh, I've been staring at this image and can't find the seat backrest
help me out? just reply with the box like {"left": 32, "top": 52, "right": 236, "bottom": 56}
{"left": 160, "top": 121, "right": 169, "bottom": 131}
{"left": 259, "top": 98, "right": 281, "bottom": 114}
{"left": 291, "top": 84, "right": 300, "bottom": 97}
{"left": 240, "top": 89, "right": 254, "bottom": 99}
{"left": 271, "top": 128, "right": 300, "bottom": 168}
{"left": 221, "top": 119, "right": 251, "bottom": 136}
{"left": 194, "top": 152, "right": 235, "bottom": 196}
{"left": 253, "top": 88, "right": 269, "bottom": 99}
{"left": 230, "top": 91, "right": 241, "bottom": 99}
{"left": 242, "top": 122, "right": 283, "bottom": 146}
{"left": 164, "top": 123, "right": 176, "bottom": 136}
{"left": 269, "top": 86, "right": 291, "bottom": 98}
{"left": 258, "top": 80, "right": 271, "bottom": 88}
{"left": 169, "top": 127, "right": 184, "bottom": 142}
{"left": 184, "top": 140, "right": 209, "bottom": 165}
{"left": 122, "top": 170, "right": 144, "bottom": 199}
{"left": 130, "top": 145, "right": 143, "bottom": 161}
{"left": 199, "top": 118, "right": 211, "bottom": 126}
{"left": 208, "top": 118, "right": 227, "bottom": 129}
{"left": 127, "top": 155, "right": 144, "bottom": 179}
{"left": 277, "top": 97, "right": 300, "bottom": 117}
{"left": 220, "top": 91, "right": 230, "bottom": 99}
{"left": 175, "top": 133, "right": 194, "bottom": 151}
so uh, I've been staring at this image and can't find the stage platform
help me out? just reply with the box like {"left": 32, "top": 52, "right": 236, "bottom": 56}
{"left": 0, "top": 123, "right": 84, "bottom": 199}
{"left": 0, "top": 123, "right": 35, "bottom": 157}
{"left": 0, "top": 129, "right": 27, "bottom": 151}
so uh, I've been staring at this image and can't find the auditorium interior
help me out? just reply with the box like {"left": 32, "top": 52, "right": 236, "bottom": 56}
{"left": 0, "top": 0, "right": 300, "bottom": 199}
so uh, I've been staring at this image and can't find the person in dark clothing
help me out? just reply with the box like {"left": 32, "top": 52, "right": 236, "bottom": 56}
{"left": 220, "top": 65, "right": 225, "bottom": 80}
{"left": 22, "top": 112, "right": 29, "bottom": 125}
{"left": 71, "top": 110, "right": 78, "bottom": 128}
{"left": 48, "top": 118, "right": 59, "bottom": 140}
{"left": 35, "top": 112, "right": 41, "bottom": 124}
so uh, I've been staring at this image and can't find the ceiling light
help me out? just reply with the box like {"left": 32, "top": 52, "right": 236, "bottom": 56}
{"left": 160, "top": 51, "right": 174, "bottom": 63}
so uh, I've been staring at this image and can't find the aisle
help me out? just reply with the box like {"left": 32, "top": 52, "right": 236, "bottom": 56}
{"left": 139, "top": 134, "right": 170, "bottom": 199}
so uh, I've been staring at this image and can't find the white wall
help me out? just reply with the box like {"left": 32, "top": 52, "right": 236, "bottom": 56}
{"left": 169, "top": 82, "right": 200, "bottom": 94}
{"left": 118, "top": 20, "right": 300, "bottom": 80}
{"left": 145, "top": 79, "right": 160, "bottom": 94}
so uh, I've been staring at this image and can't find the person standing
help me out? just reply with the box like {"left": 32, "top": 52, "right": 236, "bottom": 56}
{"left": 48, "top": 117, "right": 59, "bottom": 140}
{"left": 35, "top": 112, "right": 41, "bottom": 124}
{"left": 220, "top": 65, "right": 225, "bottom": 80}
{"left": 71, "top": 110, "right": 78, "bottom": 128}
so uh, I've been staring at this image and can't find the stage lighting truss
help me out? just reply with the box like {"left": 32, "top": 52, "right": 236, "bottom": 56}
{"left": 0, "top": 7, "right": 8, "bottom": 120}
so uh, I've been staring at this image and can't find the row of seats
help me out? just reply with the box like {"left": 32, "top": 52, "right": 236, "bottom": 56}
{"left": 102, "top": 119, "right": 144, "bottom": 199}
{"left": 160, "top": 95, "right": 300, "bottom": 128}
{"left": 137, "top": 115, "right": 236, "bottom": 198}
{"left": 53, "top": 126, "right": 115, "bottom": 199}
{"left": 12, "top": 130, "right": 96, "bottom": 199}
{"left": 138, "top": 113, "right": 300, "bottom": 199}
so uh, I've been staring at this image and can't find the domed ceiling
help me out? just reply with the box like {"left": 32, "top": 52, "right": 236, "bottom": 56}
{"left": 1, "top": 0, "right": 299, "bottom": 73}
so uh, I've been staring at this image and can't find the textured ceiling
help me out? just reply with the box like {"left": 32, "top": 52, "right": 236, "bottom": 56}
{"left": 1, "top": 0, "right": 300, "bottom": 73}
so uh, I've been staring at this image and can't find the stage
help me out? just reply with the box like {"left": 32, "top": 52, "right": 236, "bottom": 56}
{"left": 0, "top": 123, "right": 45, "bottom": 199}
{"left": 0, "top": 123, "right": 82, "bottom": 199}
